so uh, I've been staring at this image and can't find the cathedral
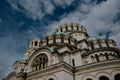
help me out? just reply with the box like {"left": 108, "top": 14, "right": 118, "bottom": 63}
{"left": 5, "top": 22, "right": 120, "bottom": 80}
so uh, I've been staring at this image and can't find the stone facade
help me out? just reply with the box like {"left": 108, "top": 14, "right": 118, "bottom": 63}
{"left": 5, "top": 22, "right": 120, "bottom": 80}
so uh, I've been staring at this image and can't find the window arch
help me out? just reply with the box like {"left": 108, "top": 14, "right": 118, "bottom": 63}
{"left": 114, "top": 73, "right": 120, "bottom": 80}
{"left": 31, "top": 54, "right": 48, "bottom": 71}
{"left": 90, "top": 42, "right": 94, "bottom": 50}
{"left": 99, "top": 76, "right": 109, "bottom": 80}
{"left": 95, "top": 54, "right": 99, "bottom": 62}
{"left": 72, "top": 59, "right": 75, "bottom": 66}
{"left": 34, "top": 41, "right": 38, "bottom": 46}
{"left": 48, "top": 78, "right": 54, "bottom": 80}
{"left": 86, "top": 78, "right": 92, "bottom": 80}
{"left": 91, "top": 55, "right": 95, "bottom": 62}
{"left": 105, "top": 53, "right": 109, "bottom": 60}
{"left": 99, "top": 53, "right": 104, "bottom": 61}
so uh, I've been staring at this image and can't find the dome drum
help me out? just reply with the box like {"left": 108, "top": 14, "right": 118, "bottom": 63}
{"left": 42, "top": 34, "right": 76, "bottom": 47}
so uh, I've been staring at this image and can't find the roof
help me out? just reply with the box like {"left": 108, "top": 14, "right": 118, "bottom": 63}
{"left": 54, "top": 32, "right": 68, "bottom": 35}
{"left": 19, "top": 55, "right": 29, "bottom": 61}
{"left": 45, "top": 46, "right": 54, "bottom": 52}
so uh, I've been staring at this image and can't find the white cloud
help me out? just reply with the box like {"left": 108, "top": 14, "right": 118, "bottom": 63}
{"left": 7, "top": 0, "right": 55, "bottom": 20}
{"left": 80, "top": 0, "right": 120, "bottom": 47}
{"left": 46, "top": 0, "right": 120, "bottom": 47}
{"left": 7, "top": 0, "right": 75, "bottom": 20}
{"left": 53, "top": 0, "right": 74, "bottom": 8}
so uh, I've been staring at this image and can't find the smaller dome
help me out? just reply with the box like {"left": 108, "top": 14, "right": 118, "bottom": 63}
{"left": 88, "top": 36, "right": 117, "bottom": 49}
{"left": 30, "top": 38, "right": 42, "bottom": 48}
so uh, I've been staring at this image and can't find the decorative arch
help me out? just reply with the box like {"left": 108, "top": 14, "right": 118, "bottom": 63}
{"left": 114, "top": 73, "right": 120, "bottom": 80}
{"left": 82, "top": 74, "right": 94, "bottom": 80}
{"left": 45, "top": 74, "right": 58, "bottom": 80}
{"left": 28, "top": 49, "right": 52, "bottom": 72}
{"left": 48, "top": 78, "right": 54, "bottom": 80}
{"left": 99, "top": 53, "right": 105, "bottom": 61}
{"left": 37, "top": 77, "right": 44, "bottom": 80}
{"left": 95, "top": 54, "right": 99, "bottom": 62}
{"left": 86, "top": 78, "right": 93, "bottom": 80}
{"left": 91, "top": 55, "right": 96, "bottom": 63}
{"left": 34, "top": 41, "right": 38, "bottom": 46}
{"left": 109, "top": 53, "right": 113, "bottom": 59}
{"left": 99, "top": 76, "right": 110, "bottom": 80}
{"left": 111, "top": 69, "right": 120, "bottom": 80}
{"left": 105, "top": 53, "right": 109, "bottom": 60}
{"left": 31, "top": 53, "right": 48, "bottom": 71}
{"left": 95, "top": 72, "right": 110, "bottom": 80}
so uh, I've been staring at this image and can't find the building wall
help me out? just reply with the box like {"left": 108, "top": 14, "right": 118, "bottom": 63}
{"left": 75, "top": 68, "right": 120, "bottom": 80}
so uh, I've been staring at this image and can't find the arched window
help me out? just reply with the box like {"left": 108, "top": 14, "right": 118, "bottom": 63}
{"left": 109, "top": 53, "right": 113, "bottom": 59}
{"left": 86, "top": 78, "right": 92, "bottom": 80}
{"left": 114, "top": 73, "right": 120, "bottom": 80}
{"left": 91, "top": 55, "right": 95, "bottom": 62}
{"left": 48, "top": 78, "right": 54, "bottom": 80}
{"left": 72, "top": 59, "right": 75, "bottom": 66}
{"left": 99, "top": 53, "right": 104, "bottom": 61}
{"left": 105, "top": 53, "right": 109, "bottom": 60}
{"left": 90, "top": 42, "right": 94, "bottom": 50}
{"left": 34, "top": 41, "right": 38, "bottom": 46}
{"left": 99, "top": 76, "right": 109, "bottom": 80}
{"left": 31, "top": 54, "right": 48, "bottom": 71}
{"left": 95, "top": 54, "right": 99, "bottom": 62}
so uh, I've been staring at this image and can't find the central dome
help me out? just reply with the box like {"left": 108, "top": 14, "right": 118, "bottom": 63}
{"left": 54, "top": 22, "right": 89, "bottom": 41}
{"left": 54, "top": 22, "right": 87, "bottom": 33}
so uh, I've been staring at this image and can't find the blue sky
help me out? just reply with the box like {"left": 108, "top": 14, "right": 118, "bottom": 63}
{"left": 0, "top": 0, "right": 120, "bottom": 79}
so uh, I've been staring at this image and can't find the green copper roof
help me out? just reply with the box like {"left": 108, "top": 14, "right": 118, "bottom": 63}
{"left": 54, "top": 32, "right": 68, "bottom": 35}
{"left": 46, "top": 46, "right": 54, "bottom": 52}
{"left": 88, "top": 36, "right": 105, "bottom": 41}
{"left": 19, "top": 55, "right": 29, "bottom": 61}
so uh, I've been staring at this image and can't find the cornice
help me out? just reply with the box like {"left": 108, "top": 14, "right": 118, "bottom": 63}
{"left": 75, "top": 59, "right": 120, "bottom": 74}
{"left": 27, "top": 62, "right": 73, "bottom": 79}
{"left": 82, "top": 47, "right": 119, "bottom": 57}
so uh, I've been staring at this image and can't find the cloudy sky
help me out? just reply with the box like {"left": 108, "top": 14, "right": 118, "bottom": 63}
{"left": 0, "top": 0, "right": 120, "bottom": 79}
